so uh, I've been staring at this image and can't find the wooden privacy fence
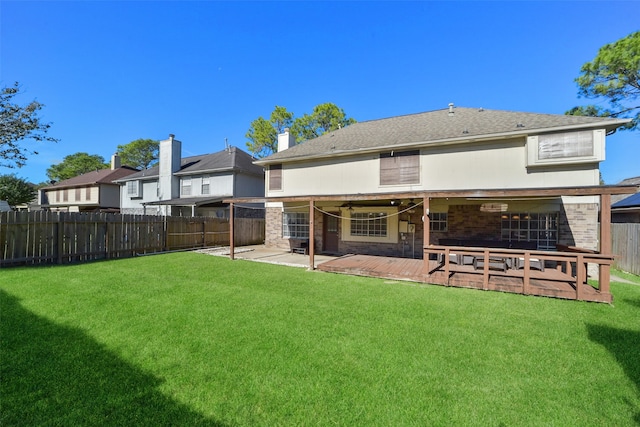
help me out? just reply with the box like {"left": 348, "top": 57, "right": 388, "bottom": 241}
{"left": 611, "top": 223, "right": 640, "bottom": 275}
{"left": 0, "top": 211, "right": 265, "bottom": 267}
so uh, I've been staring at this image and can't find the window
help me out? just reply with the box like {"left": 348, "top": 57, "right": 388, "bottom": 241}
{"left": 350, "top": 212, "right": 387, "bottom": 237}
{"left": 527, "top": 130, "right": 604, "bottom": 167}
{"left": 269, "top": 164, "right": 282, "bottom": 191}
{"left": 341, "top": 206, "right": 399, "bottom": 243}
{"left": 181, "top": 178, "right": 192, "bottom": 196}
{"left": 85, "top": 186, "right": 91, "bottom": 201}
{"left": 429, "top": 212, "right": 448, "bottom": 232}
{"left": 75, "top": 188, "right": 81, "bottom": 201}
{"left": 63, "top": 189, "right": 68, "bottom": 202}
{"left": 201, "top": 177, "right": 210, "bottom": 195}
{"left": 501, "top": 212, "right": 558, "bottom": 250}
{"left": 56, "top": 190, "right": 60, "bottom": 203}
{"left": 127, "top": 181, "right": 141, "bottom": 198}
{"left": 539, "top": 131, "right": 593, "bottom": 159}
{"left": 282, "top": 211, "right": 309, "bottom": 238}
{"left": 380, "top": 150, "right": 419, "bottom": 185}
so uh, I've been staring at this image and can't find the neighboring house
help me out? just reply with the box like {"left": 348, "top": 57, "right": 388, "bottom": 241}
{"left": 116, "top": 134, "right": 264, "bottom": 217}
{"left": 38, "top": 154, "right": 138, "bottom": 213}
{"left": 0, "top": 200, "right": 11, "bottom": 212}
{"left": 612, "top": 176, "right": 640, "bottom": 223}
{"left": 243, "top": 105, "right": 634, "bottom": 257}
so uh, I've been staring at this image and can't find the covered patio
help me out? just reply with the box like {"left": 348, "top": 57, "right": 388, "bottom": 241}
{"left": 227, "top": 184, "right": 636, "bottom": 303}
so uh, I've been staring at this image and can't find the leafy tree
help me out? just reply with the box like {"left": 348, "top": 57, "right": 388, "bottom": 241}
{"left": 292, "top": 103, "right": 357, "bottom": 142}
{"left": 0, "top": 82, "right": 59, "bottom": 168}
{"left": 116, "top": 138, "right": 158, "bottom": 169}
{"left": 567, "top": 31, "right": 640, "bottom": 132}
{"left": 0, "top": 174, "right": 36, "bottom": 206}
{"left": 46, "top": 153, "right": 108, "bottom": 182}
{"left": 245, "top": 103, "right": 355, "bottom": 158}
{"left": 246, "top": 106, "right": 294, "bottom": 158}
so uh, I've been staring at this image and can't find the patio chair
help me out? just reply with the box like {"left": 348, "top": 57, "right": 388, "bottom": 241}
{"left": 438, "top": 252, "right": 458, "bottom": 265}
{"left": 515, "top": 257, "right": 544, "bottom": 271}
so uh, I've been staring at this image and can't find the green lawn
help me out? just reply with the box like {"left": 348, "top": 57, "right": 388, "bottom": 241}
{"left": 1, "top": 253, "right": 639, "bottom": 426}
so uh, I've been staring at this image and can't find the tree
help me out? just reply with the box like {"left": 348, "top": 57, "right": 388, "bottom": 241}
{"left": 246, "top": 106, "right": 294, "bottom": 158}
{"left": 567, "top": 31, "right": 640, "bottom": 132}
{"left": 0, "top": 174, "right": 36, "bottom": 206}
{"left": 46, "top": 153, "right": 108, "bottom": 182}
{"left": 116, "top": 138, "right": 159, "bottom": 169}
{"left": 291, "top": 103, "right": 356, "bottom": 142}
{"left": 245, "top": 103, "right": 355, "bottom": 158}
{"left": 0, "top": 82, "right": 59, "bottom": 168}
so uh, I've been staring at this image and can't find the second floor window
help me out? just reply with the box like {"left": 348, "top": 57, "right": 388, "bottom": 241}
{"left": 181, "top": 178, "right": 192, "bottom": 196}
{"left": 127, "top": 181, "right": 141, "bottom": 198}
{"left": 269, "top": 164, "right": 282, "bottom": 191}
{"left": 380, "top": 150, "right": 419, "bottom": 185}
{"left": 201, "top": 177, "right": 210, "bottom": 195}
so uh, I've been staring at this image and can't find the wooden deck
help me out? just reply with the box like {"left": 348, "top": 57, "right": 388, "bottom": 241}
{"left": 317, "top": 254, "right": 612, "bottom": 303}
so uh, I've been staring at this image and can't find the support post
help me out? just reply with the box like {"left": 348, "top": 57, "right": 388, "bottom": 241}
{"left": 576, "top": 254, "right": 584, "bottom": 300}
{"left": 229, "top": 202, "right": 235, "bottom": 260}
{"left": 599, "top": 193, "right": 612, "bottom": 297}
{"left": 523, "top": 252, "right": 530, "bottom": 295}
{"left": 309, "top": 199, "right": 315, "bottom": 270}
{"left": 482, "top": 250, "right": 489, "bottom": 290}
{"left": 423, "top": 196, "right": 430, "bottom": 278}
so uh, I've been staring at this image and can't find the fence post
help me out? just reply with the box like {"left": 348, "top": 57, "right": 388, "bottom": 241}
{"left": 56, "top": 212, "right": 64, "bottom": 264}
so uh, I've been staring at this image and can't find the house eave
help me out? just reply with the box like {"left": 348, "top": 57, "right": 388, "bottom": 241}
{"left": 254, "top": 120, "right": 631, "bottom": 166}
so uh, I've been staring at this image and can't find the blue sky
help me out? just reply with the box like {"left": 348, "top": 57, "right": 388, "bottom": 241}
{"left": 2, "top": 1, "right": 638, "bottom": 184}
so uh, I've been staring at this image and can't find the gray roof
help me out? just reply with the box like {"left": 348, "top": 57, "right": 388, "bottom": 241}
{"left": 257, "top": 107, "right": 630, "bottom": 164}
{"left": 118, "top": 146, "right": 263, "bottom": 182}
{"left": 612, "top": 176, "right": 640, "bottom": 205}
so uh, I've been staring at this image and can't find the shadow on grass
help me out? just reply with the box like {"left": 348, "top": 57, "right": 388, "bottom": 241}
{"left": 587, "top": 323, "right": 640, "bottom": 425}
{"left": 0, "top": 290, "right": 226, "bottom": 427}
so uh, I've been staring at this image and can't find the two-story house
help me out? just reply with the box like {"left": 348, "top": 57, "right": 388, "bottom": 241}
{"left": 117, "top": 134, "right": 264, "bottom": 217}
{"left": 242, "top": 105, "right": 633, "bottom": 258}
{"left": 39, "top": 154, "right": 138, "bottom": 212}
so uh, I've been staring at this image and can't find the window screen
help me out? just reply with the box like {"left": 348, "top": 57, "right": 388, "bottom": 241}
{"left": 538, "top": 131, "right": 593, "bottom": 160}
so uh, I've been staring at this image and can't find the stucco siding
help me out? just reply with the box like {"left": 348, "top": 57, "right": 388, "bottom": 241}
{"left": 268, "top": 138, "right": 600, "bottom": 198}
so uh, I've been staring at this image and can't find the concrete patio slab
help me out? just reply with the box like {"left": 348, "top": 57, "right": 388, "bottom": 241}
{"left": 194, "top": 245, "right": 337, "bottom": 269}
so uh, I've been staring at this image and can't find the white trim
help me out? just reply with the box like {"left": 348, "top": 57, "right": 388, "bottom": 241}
{"left": 340, "top": 206, "right": 399, "bottom": 244}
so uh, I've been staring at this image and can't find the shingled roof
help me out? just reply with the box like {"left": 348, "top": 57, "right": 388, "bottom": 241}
{"left": 612, "top": 176, "right": 640, "bottom": 205}
{"left": 117, "top": 146, "right": 263, "bottom": 182}
{"left": 42, "top": 166, "right": 139, "bottom": 189}
{"left": 257, "top": 106, "right": 630, "bottom": 164}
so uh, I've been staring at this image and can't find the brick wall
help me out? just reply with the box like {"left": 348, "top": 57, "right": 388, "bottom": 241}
{"left": 559, "top": 203, "right": 598, "bottom": 250}
{"left": 443, "top": 205, "right": 501, "bottom": 242}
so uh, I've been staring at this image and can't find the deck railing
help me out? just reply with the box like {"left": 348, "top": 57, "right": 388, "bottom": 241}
{"left": 423, "top": 245, "right": 615, "bottom": 302}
